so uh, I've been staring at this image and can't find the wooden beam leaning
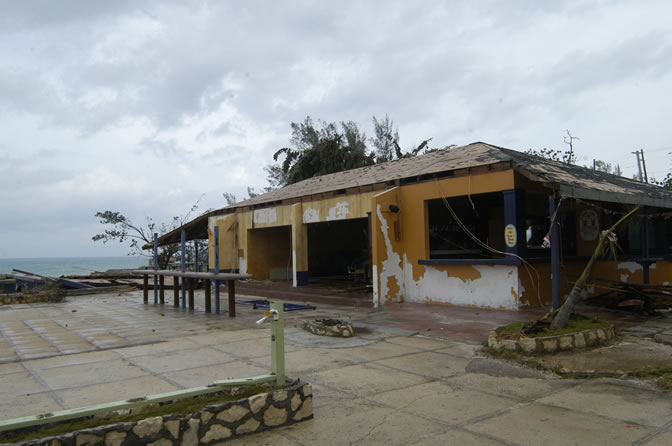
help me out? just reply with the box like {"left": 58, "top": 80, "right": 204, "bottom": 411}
{"left": 142, "top": 274, "right": 148, "bottom": 304}
{"left": 132, "top": 270, "right": 251, "bottom": 317}
{"left": 228, "top": 280, "right": 236, "bottom": 317}
{"left": 188, "top": 278, "right": 195, "bottom": 310}
{"left": 204, "top": 279, "right": 211, "bottom": 313}
{"left": 159, "top": 275, "right": 165, "bottom": 304}
{"left": 173, "top": 276, "right": 179, "bottom": 307}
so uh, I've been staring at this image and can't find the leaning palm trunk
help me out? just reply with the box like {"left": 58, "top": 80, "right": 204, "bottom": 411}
{"left": 550, "top": 206, "right": 640, "bottom": 330}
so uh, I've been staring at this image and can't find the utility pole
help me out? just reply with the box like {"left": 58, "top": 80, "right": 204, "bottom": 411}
{"left": 640, "top": 149, "right": 649, "bottom": 183}
{"left": 633, "top": 150, "right": 643, "bottom": 182}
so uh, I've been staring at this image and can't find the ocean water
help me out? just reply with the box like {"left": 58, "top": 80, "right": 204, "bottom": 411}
{"left": 0, "top": 256, "right": 148, "bottom": 277}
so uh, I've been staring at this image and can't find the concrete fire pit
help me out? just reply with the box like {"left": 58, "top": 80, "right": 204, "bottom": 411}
{"left": 302, "top": 319, "right": 355, "bottom": 337}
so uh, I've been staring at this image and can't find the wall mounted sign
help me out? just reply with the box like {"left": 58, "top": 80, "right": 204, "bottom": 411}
{"left": 504, "top": 224, "right": 517, "bottom": 248}
{"left": 579, "top": 209, "right": 599, "bottom": 241}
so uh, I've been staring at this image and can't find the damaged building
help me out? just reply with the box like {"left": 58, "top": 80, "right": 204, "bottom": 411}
{"left": 154, "top": 142, "right": 672, "bottom": 310}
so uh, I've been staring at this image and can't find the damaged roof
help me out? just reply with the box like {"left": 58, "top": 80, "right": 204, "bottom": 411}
{"left": 152, "top": 142, "right": 672, "bottom": 247}
{"left": 235, "top": 142, "right": 672, "bottom": 209}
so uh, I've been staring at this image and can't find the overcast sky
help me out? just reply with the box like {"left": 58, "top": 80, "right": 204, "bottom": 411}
{"left": 1, "top": 0, "right": 672, "bottom": 258}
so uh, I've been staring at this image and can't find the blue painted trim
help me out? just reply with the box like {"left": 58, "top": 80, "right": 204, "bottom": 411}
{"left": 502, "top": 189, "right": 518, "bottom": 254}
{"left": 296, "top": 271, "right": 309, "bottom": 286}
{"left": 153, "top": 233, "right": 158, "bottom": 304}
{"left": 550, "top": 197, "right": 562, "bottom": 309}
{"left": 180, "top": 230, "right": 186, "bottom": 309}
{"left": 419, "top": 258, "right": 519, "bottom": 266}
{"left": 214, "top": 226, "right": 220, "bottom": 315}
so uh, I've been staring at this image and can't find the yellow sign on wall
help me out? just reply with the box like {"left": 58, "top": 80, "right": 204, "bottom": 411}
{"left": 504, "top": 224, "right": 517, "bottom": 248}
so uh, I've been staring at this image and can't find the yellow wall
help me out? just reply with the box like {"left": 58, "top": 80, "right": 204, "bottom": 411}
{"left": 371, "top": 170, "right": 522, "bottom": 309}
{"left": 246, "top": 226, "right": 292, "bottom": 280}
{"left": 518, "top": 259, "right": 672, "bottom": 308}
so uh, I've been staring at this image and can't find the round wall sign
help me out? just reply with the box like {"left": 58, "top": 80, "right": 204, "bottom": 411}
{"left": 504, "top": 224, "right": 517, "bottom": 248}
{"left": 579, "top": 209, "right": 599, "bottom": 241}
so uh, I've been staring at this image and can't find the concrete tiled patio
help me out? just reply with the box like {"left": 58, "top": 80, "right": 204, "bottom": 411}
{"left": 0, "top": 290, "right": 671, "bottom": 445}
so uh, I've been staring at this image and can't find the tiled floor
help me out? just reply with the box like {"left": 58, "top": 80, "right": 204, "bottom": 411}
{"left": 0, "top": 290, "right": 670, "bottom": 445}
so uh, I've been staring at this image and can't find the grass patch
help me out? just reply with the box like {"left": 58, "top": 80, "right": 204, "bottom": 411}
{"left": 0, "top": 383, "right": 287, "bottom": 444}
{"left": 629, "top": 367, "right": 672, "bottom": 391}
{"left": 495, "top": 317, "right": 611, "bottom": 340}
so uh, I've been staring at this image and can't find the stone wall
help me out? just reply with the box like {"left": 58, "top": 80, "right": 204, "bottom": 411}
{"left": 0, "top": 294, "right": 49, "bottom": 305}
{"left": 488, "top": 326, "right": 615, "bottom": 354}
{"left": 9, "top": 381, "right": 312, "bottom": 446}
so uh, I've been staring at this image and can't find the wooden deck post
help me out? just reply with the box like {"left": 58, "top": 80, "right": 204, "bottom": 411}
{"left": 228, "top": 279, "right": 236, "bottom": 317}
{"left": 204, "top": 279, "right": 211, "bottom": 313}
{"left": 173, "top": 277, "right": 179, "bottom": 307}
{"left": 159, "top": 275, "right": 165, "bottom": 304}
{"left": 142, "top": 274, "right": 148, "bottom": 304}
{"left": 188, "top": 278, "right": 195, "bottom": 310}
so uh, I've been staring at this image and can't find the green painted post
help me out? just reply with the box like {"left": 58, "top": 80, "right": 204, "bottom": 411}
{"left": 270, "top": 301, "right": 286, "bottom": 386}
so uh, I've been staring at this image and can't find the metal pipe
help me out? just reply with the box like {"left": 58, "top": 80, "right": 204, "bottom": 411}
{"left": 215, "top": 226, "right": 220, "bottom": 315}
{"left": 180, "top": 230, "right": 186, "bottom": 309}
{"left": 153, "top": 233, "right": 158, "bottom": 304}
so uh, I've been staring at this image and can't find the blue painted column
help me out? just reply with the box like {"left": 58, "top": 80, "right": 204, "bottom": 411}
{"left": 214, "top": 226, "right": 220, "bottom": 314}
{"left": 502, "top": 190, "right": 519, "bottom": 257}
{"left": 550, "top": 196, "right": 562, "bottom": 309}
{"left": 180, "top": 230, "right": 186, "bottom": 309}
{"left": 153, "top": 233, "right": 158, "bottom": 304}
{"left": 194, "top": 241, "right": 199, "bottom": 272}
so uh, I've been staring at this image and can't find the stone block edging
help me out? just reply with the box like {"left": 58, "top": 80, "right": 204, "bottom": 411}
{"left": 488, "top": 325, "right": 615, "bottom": 354}
{"left": 6, "top": 380, "right": 313, "bottom": 446}
{"left": 302, "top": 319, "right": 355, "bottom": 337}
{"left": 0, "top": 294, "right": 50, "bottom": 305}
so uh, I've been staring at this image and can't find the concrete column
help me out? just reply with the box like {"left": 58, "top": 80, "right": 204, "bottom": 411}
{"left": 291, "top": 204, "right": 309, "bottom": 286}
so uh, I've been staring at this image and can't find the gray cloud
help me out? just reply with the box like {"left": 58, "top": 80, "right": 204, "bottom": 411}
{"left": 1, "top": 0, "right": 672, "bottom": 257}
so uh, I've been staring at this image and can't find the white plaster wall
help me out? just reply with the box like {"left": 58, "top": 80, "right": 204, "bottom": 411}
{"left": 376, "top": 204, "right": 519, "bottom": 309}
{"left": 208, "top": 215, "right": 230, "bottom": 232}
{"left": 403, "top": 260, "right": 520, "bottom": 309}
{"left": 253, "top": 207, "right": 277, "bottom": 224}
{"left": 303, "top": 208, "right": 320, "bottom": 223}
{"left": 326, "top": 201, "right": 350, "bottom": 221}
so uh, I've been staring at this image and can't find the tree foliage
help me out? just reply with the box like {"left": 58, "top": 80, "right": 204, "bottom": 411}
{"left": 593, "top": 160, "right": 623, "bottom": 176}
{"left": 92, "top": 200, "right": 207, "bottom": 269}
{"left": 270, "top": 116, "right": 375, "bottom": 186}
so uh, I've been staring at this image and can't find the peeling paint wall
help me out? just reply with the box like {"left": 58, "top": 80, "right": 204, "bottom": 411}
{"left": 253, "top": 207, "right": 278, "bottom": 225}
{"left": 326, "top": 201, "right": 350, "bottom": 220}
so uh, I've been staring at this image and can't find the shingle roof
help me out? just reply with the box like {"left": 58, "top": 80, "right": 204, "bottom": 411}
{"left": 234, "top": 141, "right": 672, "bottom": 209}
{"left": 152, "top": 142, "right": 672, "bottom": 247}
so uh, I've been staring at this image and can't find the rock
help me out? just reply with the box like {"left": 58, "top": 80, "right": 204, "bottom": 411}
{"left": 302, "top": 384, "right": 312, "bottom": 398}
{"left": 217, "top": 404, "right": 249, "bottom": 423}
{"left": 201, "top": 411, "right": 214, "bottom": 424}
{"left": 263, "top": 406, "right": 288, "bottom": 426}
{"left": 148, "top": 440, "right": 172, "bottom": 446}
{"left": 164, "top": 420, "right": 180, "bottom": 439}
{"left": 248, "top": 393, "right": 268, "bottom": 414}
{"left": 273, "top": 390, "right": 288, "bottom": 402}
{"left": 573, "top": 332, "right": 586, "bottom": 348}
{"left": 290, "top": 393, "right": 302, "bottom": 411}
{"left": 502, "top": 340, "right": 518, "bottom": 351}
{"left": 76, "top": 433, "right": 102, "bottom": 446}
{"left": 542, "top": 339, "right": 558, "bottom": 353}
{"left": 181, "top": 418, "right": 200, "bottom": 446}
{"left": 585, "top": 331, "right": 597, "bottom": 346}
{"left": 596, "top": 329, "right": 607, "bottom": 342}
{"left": 559, "top": 336, "right": 573, "bottom": 350}
{"left": 292, "top": 397, "right": 313, "bottom": 421}
{"left": 519, "top": 337, "right": 537, "bottom": 354}
{"left": 201, "top": 424, "right": 232, "bottom": 443}
{"left": 104, "top": 431, "right": 126, "bottom": 446}
{"left": 235, "top": 418, "right": 261, "bottom": 434}
{"left": 132, "top": 416, "right": 163, "bottom": 438}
